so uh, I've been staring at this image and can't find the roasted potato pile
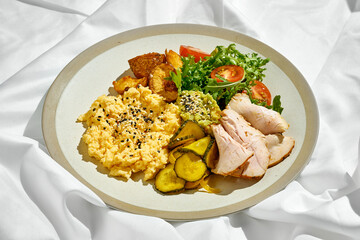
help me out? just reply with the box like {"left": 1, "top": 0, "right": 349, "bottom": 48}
{"left": 128, "top": 52, "right": 166, "bottom": 79}
{"left": 113, "top": 49, "right": 183, "bottom": 102}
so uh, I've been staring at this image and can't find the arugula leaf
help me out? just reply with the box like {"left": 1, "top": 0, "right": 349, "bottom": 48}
{"left": 270, "top": 95, "right": 284, "bottom": 114}
{"left": 168, "top": 68, "right": 182, "bottom": 93}
{"left": 204, "top": 77, "right": 249, "bottom": 108}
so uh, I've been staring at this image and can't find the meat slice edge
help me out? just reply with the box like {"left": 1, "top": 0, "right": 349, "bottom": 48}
{"left": 211, "top": 124, "right": 253, "bottom": 176}
{"left": 221, "top": 109, "right": 270, "bottom": 178}
{"left": 227, "top": 93, "right": 289, "bottom": 135}
{"left": 265, "top": 134, "right": 295, "bottom": 167}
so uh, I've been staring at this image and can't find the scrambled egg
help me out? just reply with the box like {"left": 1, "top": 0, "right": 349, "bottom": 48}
{"left": 78, "top": 86, "right": 181, "bottom": 180}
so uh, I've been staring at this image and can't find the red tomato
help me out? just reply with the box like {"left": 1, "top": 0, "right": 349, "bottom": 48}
{"left": 210, "top": 65, "right": 245, "bottom": 83}
{"left": 179, "top": 45, "right": 211, "bottom": 62}
{"left": 248, "top": 80, "right": 272, "bottom": 106}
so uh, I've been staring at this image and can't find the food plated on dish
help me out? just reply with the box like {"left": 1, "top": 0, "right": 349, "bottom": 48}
{"left": 42, "top": 24, "right": 319, "bottom": 219}
{"left": 78, "top": 44, "right": 295, "bottom": 194}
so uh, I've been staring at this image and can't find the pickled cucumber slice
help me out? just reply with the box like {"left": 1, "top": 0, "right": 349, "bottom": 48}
{"left": 203, "top": 138, "right": 219, "bottom": 169}
{"left": 174, "top": 152, "right": 207, "bottom": 182}
{"left": 169, "top": 121, "right": 206, "bottom": 149}
{"left": 179, "top": 136, "right": 211, "bottom": 157}
{"left": 155, "top": 164, "right": 185, "bottom": 193}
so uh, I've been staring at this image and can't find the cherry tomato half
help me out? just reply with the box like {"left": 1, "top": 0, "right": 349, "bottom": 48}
{"left": 248, "top": 80, "right": 272, "bottom": 106}
{"left": 179, "top": 45, "right": 211, "bottom": 62}
{"left": 210, "top": 65, "right": 245, "bottom": 83}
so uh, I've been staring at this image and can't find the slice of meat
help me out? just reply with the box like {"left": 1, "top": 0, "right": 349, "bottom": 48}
{"left": 265, "top": 134, "right": 295, "bottom": 167}
{"left": 227, "top": 93, "right": 289, "bottom": 135}
{"left": 228, "top": 145, "right": 269, "bottom": 178}
{"left": 211, "top": 124, "right": 253, "bottom": 176}
{"left": 221, "top": 109, "right": 270, "bottom": 178}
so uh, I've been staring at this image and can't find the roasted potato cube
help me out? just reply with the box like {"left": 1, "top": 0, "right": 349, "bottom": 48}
{"left": 149, "top": 63, "right": 178, "bottom": 102}
{"left": 112, "top": 76, "right": 147, "bottom": 94}
{"left": 165, "top": 49, "right": 183, "bottom": 70}
{"left": 128, "top": 52, "right": 166, "bottom": 79}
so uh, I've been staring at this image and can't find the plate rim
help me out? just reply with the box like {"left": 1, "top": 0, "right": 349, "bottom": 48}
{"left": 42, "top": 23, "right": 319, "bottom": 220}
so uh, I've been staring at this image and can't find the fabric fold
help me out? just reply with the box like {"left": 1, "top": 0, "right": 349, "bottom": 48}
{"left": 1, "top": 0, "right": 360, "bottom": 239}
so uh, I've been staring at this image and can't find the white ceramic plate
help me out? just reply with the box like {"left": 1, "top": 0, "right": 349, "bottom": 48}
{"left": 42, "top": 24, "right": 319, "bottom": 220}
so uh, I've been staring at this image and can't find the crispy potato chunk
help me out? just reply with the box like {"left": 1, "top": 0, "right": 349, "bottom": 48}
{"left": 149, "top": 63, "right": 178, "bottom": 102}
{"left": 112, "top": 76, "right": 147, "bottom": 94}
{"left": 165, "top": 49, "right": 183, "bottom": 70}
{"left": 128, "top": 52, "right": 166, "bottom": 79}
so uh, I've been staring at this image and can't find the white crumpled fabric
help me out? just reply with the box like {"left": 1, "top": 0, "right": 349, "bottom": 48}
{"left": 1, "top": 0, "right": 360, "bottom": 239}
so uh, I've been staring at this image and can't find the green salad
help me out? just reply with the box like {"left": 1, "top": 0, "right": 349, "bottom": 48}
{"left": 169, "top": 44, "right": 283, "bottom": 113}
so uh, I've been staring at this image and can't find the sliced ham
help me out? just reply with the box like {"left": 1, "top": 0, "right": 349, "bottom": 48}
{"left": 211, "top": 124, "right": 253, "bottom": 176}
{"left": 265, "top": 134, "right": 295, "bottom": 167}
{"left": 221, "top": 109, "right": 270, "bottom": 178}
{"left": 227, "top": 93, "right": 289, "bottom": 135}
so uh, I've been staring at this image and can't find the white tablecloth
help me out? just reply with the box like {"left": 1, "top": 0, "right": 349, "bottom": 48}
{"left": 1, "top": 0, "right": 360, "bottom": 239}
